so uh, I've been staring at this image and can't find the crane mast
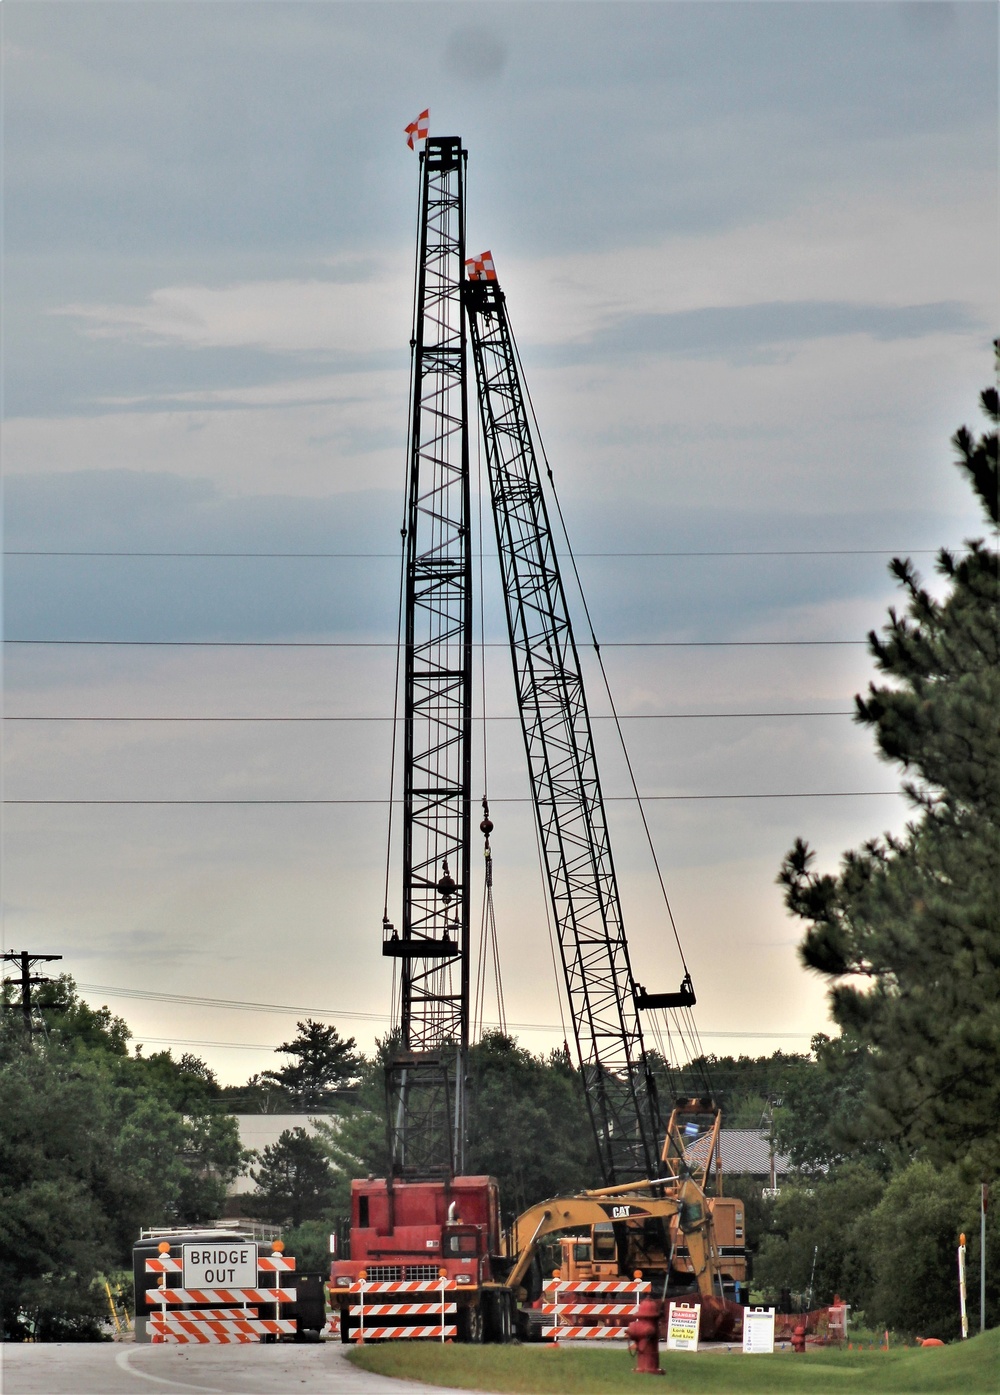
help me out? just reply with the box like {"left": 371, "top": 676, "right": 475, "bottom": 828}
{"left": 464, "top": 263, "right": 663, "bottom": 1184}
{"left": 383, "top": 136, "right": 472, "bottom": 1180}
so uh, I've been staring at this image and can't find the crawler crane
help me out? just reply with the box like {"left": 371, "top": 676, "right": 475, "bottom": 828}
{"left": 329, "top": 135, "right": 743, "bottom": 1345}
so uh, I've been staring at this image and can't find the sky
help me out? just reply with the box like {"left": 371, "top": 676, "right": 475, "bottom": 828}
{"left": 3, "top": 1, "right": 997, "bottom": 1089}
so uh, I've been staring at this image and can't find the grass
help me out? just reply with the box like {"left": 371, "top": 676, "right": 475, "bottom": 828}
{"left": 347, "top": 1325, "right": 998, "bottom": 1394}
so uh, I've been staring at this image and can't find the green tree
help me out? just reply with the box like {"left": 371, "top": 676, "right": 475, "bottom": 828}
{"left": 678, "top": 1052, "right": 812, "bottom": 1116}
{"left": 866, "top": 1160, "right": 999, "bottom": 1337}
{"left": 280, "top": 1219, "right": 336, "bottom": 1272}
{"left": 310, "top": 1034, "right": 396, "bottom": 1216}
{"left": 219, "top": 1072, "right": 290, "bottom": 1114}
{"left": 725, "top": 1174, "right": 777, "bottom": 1278}
{"left": 0, "top": 979, "right": 245, "bottom": 1338}
{"left": 311, "top": 1031, "right": 600, "bottom": 1227}
{"left": 779, "top": 357, "right": 1000, "bottom": 1177}
{"left": 754, "top": 1162, "right": 887, "bottom": 1309}
{"left": 31, "top": 974, "right": 132, "bottom": 1056}
{"left": 465, "top": 1032, "right": 597, "bottom": 1223}
{"left": 260, "top": 1020, "right": 362, "bottom": 1111}
{"left": 249, "top": 1127, "right": 336, "bottom": 1228}
{"left": 771, "top": 1033, "right": 889, "bottom": 1174}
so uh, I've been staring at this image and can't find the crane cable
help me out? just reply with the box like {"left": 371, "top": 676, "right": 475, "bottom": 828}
{"left": 381, "top": 165, "right": 426, "bottom": 1033}
{"left": 472, "top": 395, "right": 507, "bottom": 1040}
{"left": 507, "top": 324, "right": 709, "bottom": 1075}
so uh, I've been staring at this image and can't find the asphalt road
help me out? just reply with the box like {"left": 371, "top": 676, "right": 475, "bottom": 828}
{"left": 1, "top": 1341, "right": 471, "bottom": 1395}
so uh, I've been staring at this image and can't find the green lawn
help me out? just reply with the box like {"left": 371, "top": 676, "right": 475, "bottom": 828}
{"left": 347, "top": 1326, "right": 998, "bottom": 1394}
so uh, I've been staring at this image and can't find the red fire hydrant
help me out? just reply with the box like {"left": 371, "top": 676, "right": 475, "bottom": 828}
{"left": 791, "top": 1324, "right": 807, "bottom": 1354}
{"left": 626, "top": 1298, "right": 666, "bottom": 1375}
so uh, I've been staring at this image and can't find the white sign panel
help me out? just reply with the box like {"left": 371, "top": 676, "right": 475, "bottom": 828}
{"left": 742, "top": 1306, "right": 776, "bottom": 1354}
{"left": 182, "top": 1242, "right": 258, "bottom": 1288}
{"left": 666, "top": 1301, "right": 700, "bottom": 1352}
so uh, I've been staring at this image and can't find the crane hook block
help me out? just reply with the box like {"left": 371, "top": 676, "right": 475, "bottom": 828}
{"left": 437, "top": 861, "right": 457, "bottom": 902}
{"left": 635, "top": 972, "right": 697, "bottom": 1010}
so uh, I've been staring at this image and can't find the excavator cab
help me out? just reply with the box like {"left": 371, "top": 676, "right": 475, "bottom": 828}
{"left": 558, "top": 1223, "right": 618, "bottom": 1280}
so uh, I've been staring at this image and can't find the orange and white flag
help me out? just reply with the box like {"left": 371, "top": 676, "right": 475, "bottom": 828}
{"left": 405, "top": 109, "right": 429, "bottom": 150}
{"left": 465, "top": 250, "right": 497, "bottom": 282}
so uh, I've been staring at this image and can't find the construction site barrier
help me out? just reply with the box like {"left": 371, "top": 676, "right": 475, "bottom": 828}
{"left": 345, "top": 1276, "right": 458, "bottom": 1342}
{"left": 143, "top": 1245, "right": 297, "bottom": 1344}
{"left": 149, "top": 1314, "right": 296, "bottom": 1343}
{"left": 541, "top": 1279, "right": 650, "bottom": 1341}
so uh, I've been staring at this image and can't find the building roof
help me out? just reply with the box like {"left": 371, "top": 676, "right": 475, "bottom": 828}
{"left": 686, "top": 1128, "right": 793, "bottom": 1179}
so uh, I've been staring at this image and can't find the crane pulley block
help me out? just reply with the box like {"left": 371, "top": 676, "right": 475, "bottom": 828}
{"left": 635, "top": 973, "right": 697, "bottom": 1011}
{"left": 382, "top": 933, "right": 460, "bottom": 960}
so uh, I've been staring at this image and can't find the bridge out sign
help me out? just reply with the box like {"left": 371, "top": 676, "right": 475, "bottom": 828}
{"left": 182, "top": 1242, "right": 258, "bottom": 1287}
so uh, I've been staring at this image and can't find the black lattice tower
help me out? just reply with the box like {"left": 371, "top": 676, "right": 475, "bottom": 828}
{"left": 464, "top": 272, "right": 663, "bottom": 1184}
{"left": 384, "top": 136, "right": 472, "bottom": 1180}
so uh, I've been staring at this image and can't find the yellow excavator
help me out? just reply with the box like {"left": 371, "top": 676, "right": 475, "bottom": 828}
{"left": 502, "top": 1100, "right": 744, "bottom": 1341}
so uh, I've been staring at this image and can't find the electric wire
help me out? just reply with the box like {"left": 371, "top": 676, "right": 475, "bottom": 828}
{"left": 3, "top": 638, "right": 867, "bottom": 648}
{"left": 62, "top": 979, "right": 812, "bottom": 1040}
{"left": 6, "top": 548, "right": 943, "bottom": 558}
{"left": 3, "top": 791, "right": 900, "bottom": 806}
{"left": 3, "top": 790, "right": 902, "bottom": 806}
{"left": 2, "top": 710, "right": 856, "bottom": 722}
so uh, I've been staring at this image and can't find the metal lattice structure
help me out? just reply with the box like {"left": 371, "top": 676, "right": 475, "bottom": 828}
{"left": 383, "top": 137, "right": 472, "bottom": 1180}
{"left": 464, "top": 269, "right": 662, "bottom": 1184}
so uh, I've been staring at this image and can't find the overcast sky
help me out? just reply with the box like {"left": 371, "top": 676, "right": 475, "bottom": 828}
{"left": 3, "top": 1, "right": 997, "bottom": 1088}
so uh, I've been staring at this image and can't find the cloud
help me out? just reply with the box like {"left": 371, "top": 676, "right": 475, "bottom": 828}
{"left": 546, "top": 300, "right": 978, "bottom": 367}
{"left": 54, "top": 258, "right": 411, "bottom": 357}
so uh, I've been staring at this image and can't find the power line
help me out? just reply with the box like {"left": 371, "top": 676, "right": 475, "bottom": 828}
{"left": 5, "top": 791, "right": 901, "bottom": 805}
{"left": 4, "top": 638, "right": 867, "bottom": 648}
{"left": 133, "top": 1030, "right": 811, "bottom": 1051}
{"left": 133, "top": 1037, "right": 280, "bottom": 1052}
{"left": 5, "top": 548, "right": 941, "bottom": 559}
{"left": 74, "top": 982, "right": 813, "bottom": 1042}
{"left": 5, "top": 710, "right": 854, "bottom": 722}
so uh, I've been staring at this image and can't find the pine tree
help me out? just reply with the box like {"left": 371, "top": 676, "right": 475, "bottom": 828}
{"left": 260, "top": 1019, "right": 361, "bottom": 1110}
{"left": 779, "top": 348, "right": 999, "bottom": 1177}
{"left": 249, "top": 1127, "right": 335, "bottom": 1229}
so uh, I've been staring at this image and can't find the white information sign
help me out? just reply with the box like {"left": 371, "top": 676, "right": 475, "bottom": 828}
{"left": 666, "top": 1302, "right": 700, "bottom": 1352}
{"left": 742, "top": 1306, "right": 776, "bottom": 1354}
{"left": 182, "top": 1241, "right": 258, "bottom": 1289}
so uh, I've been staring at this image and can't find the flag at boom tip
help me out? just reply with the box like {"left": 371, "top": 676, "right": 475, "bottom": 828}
{"left": 405, "top": 108, "right": 429, "bottom": 150}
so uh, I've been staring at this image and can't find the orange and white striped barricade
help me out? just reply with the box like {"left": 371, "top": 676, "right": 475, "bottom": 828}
{"left": 144, "top": 1241, "right": 297, "bottom": 1344}
{"left": 324, "top": 1281, "right": 340, "bottom": 1338}
{"left": 541, "top": 1279, "right": 650, "bottom": 1341}
{"left": 348, "top": 1275, "right": 458, "bottom": 1341}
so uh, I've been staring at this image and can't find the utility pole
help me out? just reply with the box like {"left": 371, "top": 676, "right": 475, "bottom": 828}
{"left": 2, "top": 950, "right": 62, "bottom": 1047}
{"left": 982, "top": 1182, "right": 988, "bottom": 1334}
